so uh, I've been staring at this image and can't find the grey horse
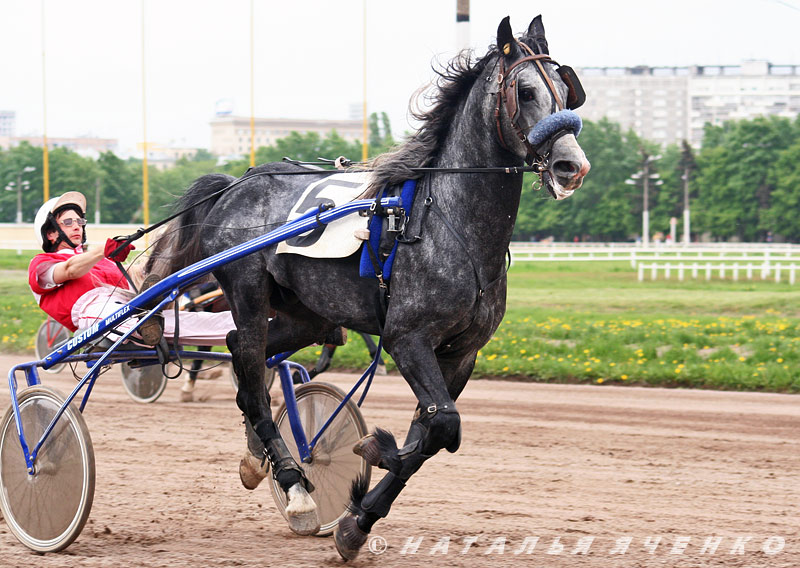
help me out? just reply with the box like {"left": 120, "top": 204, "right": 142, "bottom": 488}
{"left": 150, "top": 14, "right": 589, "bottom": 559}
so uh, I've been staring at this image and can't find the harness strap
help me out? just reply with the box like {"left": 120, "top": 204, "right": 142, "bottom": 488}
{"left": 516, "top": 40, "right": 564, "bottom": 112}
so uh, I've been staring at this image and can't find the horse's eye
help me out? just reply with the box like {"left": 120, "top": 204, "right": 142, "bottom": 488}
{"left": 519, "top": 88, "right": 535, "bottom": 103}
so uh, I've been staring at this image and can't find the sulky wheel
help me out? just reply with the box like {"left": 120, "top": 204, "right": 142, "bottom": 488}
{"left": 121, "top": 363, "right": 168, "bottom": 404}
{"left": 229, "top": 364, "right": 276, "bottom": 393}
{"left": 34, "top": 318, "right": 71, "bottom": 374}
{"left": 0, "top": 386, "right": 95, "bottom": 552}
{"left": 270, "top": 382, "right": 370, "bottom": 536}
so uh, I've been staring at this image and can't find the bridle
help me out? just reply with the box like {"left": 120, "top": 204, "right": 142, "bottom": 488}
{"left": 493, "top": 40, "right": 585, "bottom": 185}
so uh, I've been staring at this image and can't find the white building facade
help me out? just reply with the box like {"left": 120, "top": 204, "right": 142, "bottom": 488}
{"left": 210, "top": 116, "right": 363, "bottom": 158}
{"left": 577, "top": 61, "right": 800, "bottom": 147}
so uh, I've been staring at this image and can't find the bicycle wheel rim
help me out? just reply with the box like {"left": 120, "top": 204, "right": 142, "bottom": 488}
{"left": 270, "top": 382, "right": 369, "bottom": 536}
{"left": 121, "top": 364, "right": 168, "bottom": 403}
{"left": 0, "top": 386, "right": 95, "bottom": 552}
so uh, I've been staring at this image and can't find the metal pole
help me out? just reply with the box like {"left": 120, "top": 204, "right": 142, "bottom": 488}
{"left": 456, "top": 0, "right": 470, "bottom": 51}
{"left": 361, "top": 0, "right": 368, "bottom": 162}
{"left": 249, "top": 0, "right": 255, "bottom": 168}
{"left": 16, "top": 173, "right": 23, "bottom": 224}
{"left": 41, "top": 0, "right": 49, "bottom": 202}
{"left": 141, "top": 0, "right": 149, "bottom": 230}
{"left": 683, "top": 166, "right": 690, "bottom": 244}
{"left": 642, "top": 160, "right": 649, "bottom": 247}
{"left": 95, "top": 177, "right": 101, "bottom": 224}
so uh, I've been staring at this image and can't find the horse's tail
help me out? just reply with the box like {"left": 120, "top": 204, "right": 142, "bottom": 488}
{"left": 145, "top": 173, "right": 236, "bottom": 278}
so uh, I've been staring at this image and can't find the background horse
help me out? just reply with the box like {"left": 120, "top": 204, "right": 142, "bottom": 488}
{"left": 151, "top": 15, "right": 589, "bottom": 558}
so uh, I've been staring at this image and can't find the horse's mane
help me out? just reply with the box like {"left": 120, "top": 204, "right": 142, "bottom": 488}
{"left": 364, "top": 48, "right": 497, "bottom": 197}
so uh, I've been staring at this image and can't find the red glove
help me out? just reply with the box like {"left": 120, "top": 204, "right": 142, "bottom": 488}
{"left": 104, "top": 238, "right": 135, "bottom": 262}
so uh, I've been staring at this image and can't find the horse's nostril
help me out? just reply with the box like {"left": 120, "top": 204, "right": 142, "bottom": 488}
{"left": 552, "top": 160, "right": 580, "bottom": 177}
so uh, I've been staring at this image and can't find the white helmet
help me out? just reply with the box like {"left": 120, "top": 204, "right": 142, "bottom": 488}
{"left": 34, "top": 191, "right": 87, "bottom": 250}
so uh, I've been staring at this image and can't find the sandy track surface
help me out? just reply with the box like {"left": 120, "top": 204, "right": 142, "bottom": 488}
{"left": 0, "top": 353, "right": 797, "bottom": 567}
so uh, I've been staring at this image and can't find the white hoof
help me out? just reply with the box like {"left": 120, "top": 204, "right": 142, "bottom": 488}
{"left": 179, "top": 390, "right": 194, "bottom": 403}
{"left": 285, "top": 483, "right": 319, "bottom": 536}
{"left": 239, "top": 452, "right": 269, "bottom": 490}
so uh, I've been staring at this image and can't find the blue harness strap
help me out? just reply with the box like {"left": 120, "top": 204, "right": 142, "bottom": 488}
{"left": 359, "top": 179, "right": 418, "bottom": 281}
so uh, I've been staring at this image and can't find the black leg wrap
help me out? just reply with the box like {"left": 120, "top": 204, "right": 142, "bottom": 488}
{"left": 417, "top": 403, "right": 462, "bottom": 456}
{"left": 254, "top": 419, "right": 314, "bottom": 494}
{"left": 357, "top": 472, "right": 405, "bottom": 533}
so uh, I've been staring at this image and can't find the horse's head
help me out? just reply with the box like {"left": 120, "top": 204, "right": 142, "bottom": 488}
{"left": 493, "top": 16, "right": 590, "bottom": 200}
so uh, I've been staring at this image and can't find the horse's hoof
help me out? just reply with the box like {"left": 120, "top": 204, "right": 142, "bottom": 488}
{"left": 324, "top": 326, "right": 348, "bottom": 346}
{"left": 239, "top": 452, "right": 269, "bottom": 490}
{"left": 352, "top": 434, "right": 381, "bottom": 467}
{"left": 179, "top": 390, "right": 194, "bottom": 403}
{"left": 286, "top": 483, "right": 320, "bottom": 535}
{"left": 375, "top": 363, "right": 387, "bottom": 376}
{"left": 334, "top": 515, "right": 367, "bottom": 561}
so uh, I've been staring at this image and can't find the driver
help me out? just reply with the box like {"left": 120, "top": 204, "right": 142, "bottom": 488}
{"left": 28, "top": 191, "right": 235, "bottom": 346}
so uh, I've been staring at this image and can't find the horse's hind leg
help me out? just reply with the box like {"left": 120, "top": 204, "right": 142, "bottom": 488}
{"left": 222, "top": 278, "right": 319, "bottom": 535}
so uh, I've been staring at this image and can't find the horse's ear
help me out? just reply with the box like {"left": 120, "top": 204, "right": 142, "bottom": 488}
{"left": 497, "top": 16, "right": 520, "bottom": 58}
{"left": 525, "top": 15, "right": 550, "bottom": 55}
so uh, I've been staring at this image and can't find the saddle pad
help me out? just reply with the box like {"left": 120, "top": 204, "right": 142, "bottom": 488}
{"left": 276, "top": 172, "right": 370, "bottom": 258}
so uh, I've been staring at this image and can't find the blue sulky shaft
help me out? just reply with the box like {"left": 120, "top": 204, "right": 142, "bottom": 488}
{"left": 7, "top": 196, "right": 398, "bottom": 472}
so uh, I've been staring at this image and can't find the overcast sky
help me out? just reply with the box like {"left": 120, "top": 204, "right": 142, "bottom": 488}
{"left": 1, "top": 0, "right": 799, "bottom": 154}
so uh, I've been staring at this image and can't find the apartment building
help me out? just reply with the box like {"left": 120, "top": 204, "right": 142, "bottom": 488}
{"left": 210, "top": 116, "right": 363, "bottom": 158}
{"left": 577, "top": 61, "right": 800, "bottom": 146}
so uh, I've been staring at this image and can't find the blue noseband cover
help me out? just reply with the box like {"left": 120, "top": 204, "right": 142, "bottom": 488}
{"left": 526, "top": 109, "right": 582, "bottom": 148}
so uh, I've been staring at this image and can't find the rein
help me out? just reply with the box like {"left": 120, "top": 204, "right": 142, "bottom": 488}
{"left": 109, "top": 163, "right": 541, "bottom": 254}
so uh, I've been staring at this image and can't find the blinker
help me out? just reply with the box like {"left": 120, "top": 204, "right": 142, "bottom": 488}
{"left": 557, "top": 66, "right": 585, "bottom": 110}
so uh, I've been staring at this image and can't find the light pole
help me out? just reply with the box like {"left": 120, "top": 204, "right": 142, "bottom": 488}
{"left": 4, "top": 166, "right": 36, "bottom": 223}
{"left": 95, "top": 177, "right": 102, "bottom": 224}
{"left": 679, "top": 140, "right": 695, "bottom": 245}
{"left": 681, "top": 170, "right": 690, "bottom": 244}
{"left": 625, "top": 153, "right": 661, "bottom": 246}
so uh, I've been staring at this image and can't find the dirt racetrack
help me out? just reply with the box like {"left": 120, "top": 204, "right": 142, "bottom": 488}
{"left": 0, "top": 353, "right": 797, "bottom": 567}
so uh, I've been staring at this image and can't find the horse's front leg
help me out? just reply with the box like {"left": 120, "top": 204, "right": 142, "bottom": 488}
{"left": 226, "top": 307, "right": 320, "bottom": 536}
{"left": 335, "top": 337, "right": 462, "bottom": 559}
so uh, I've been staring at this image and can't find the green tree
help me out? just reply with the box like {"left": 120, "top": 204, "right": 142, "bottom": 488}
{"left": 96, "top": 152, "right": 140, "bottom": 223}
{"left": 367, "top": 111, "right": 395, "bottom": 157}
{"left": 0, "top": 142, "right": 45, "bottom": 222}
{"left": 514, "top": 119, "right": 642, "bottom": 241}
{"left": 762, "top": 139, "right": 800, "bottom": 240}
{"left": 694, "top": 116, "right": 794, "bottom": 241}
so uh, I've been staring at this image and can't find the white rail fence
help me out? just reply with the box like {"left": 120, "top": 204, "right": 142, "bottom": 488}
{"left": 637, "top": 262, "right": 798, "bottom": 284}
{"left": 507, "top": 243, "right": 800, "bottom": 284}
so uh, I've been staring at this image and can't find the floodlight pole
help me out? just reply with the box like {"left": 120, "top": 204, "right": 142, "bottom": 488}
{"left": 642, "top": 161, "right": 650, "bottom": 247}
{"left": 682, "top": 166, "right": 691, "bottom": 244}
{"left": 5, "top": 166, "right": 36, "bottom": 223}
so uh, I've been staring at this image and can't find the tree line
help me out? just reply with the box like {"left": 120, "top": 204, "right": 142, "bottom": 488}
{"left": 1, "top": 112, "right": 798, "bottom": 242}
{"left": 516, "top": 114, "right": 800, "bottom": 242}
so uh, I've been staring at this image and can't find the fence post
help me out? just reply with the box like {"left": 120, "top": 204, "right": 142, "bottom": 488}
{"left": 733, "top": 263, "right": 739, "bottom": 282}
{"left": 678, "top": 263, "right": 684, "bottom": 281}
{"left": 720, "top": 265, "right": 726, "bottom": 279}
{"left": 665, "top": 263, "right": 671, "bottom": 279}
{"left": 651, "top": 263, "right": 657, "bottom": 280}
{"left": 706, "top": 262, "right": 711, "bottom": 281}
{"left": 747, "top": 263, "right": 753, "bottom": 280}
{"left": 638, "top": 263, "right": 644, "bottom": 282}
{"left": 791, "top": 264, "right": 796, "bottom": 285}
{"left": 775, "top": 264, "right": 781, "bottom": 283}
